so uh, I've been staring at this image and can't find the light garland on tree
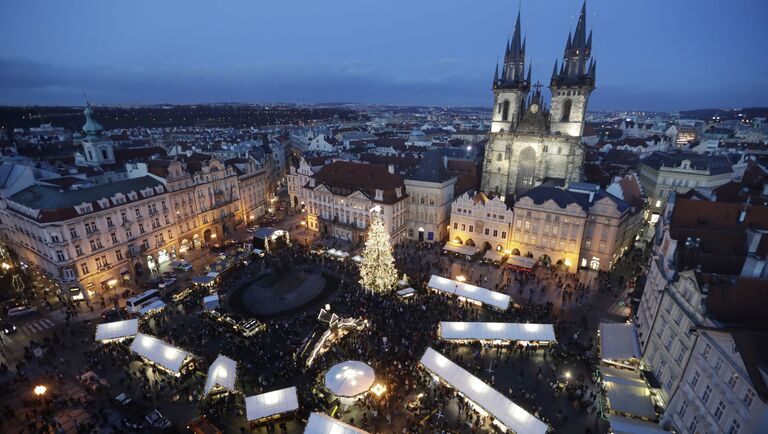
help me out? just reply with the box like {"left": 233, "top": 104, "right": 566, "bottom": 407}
{"left": 359, "top": 207, "right": 399, "bottom": 293}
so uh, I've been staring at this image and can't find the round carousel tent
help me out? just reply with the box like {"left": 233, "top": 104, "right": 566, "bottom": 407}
{"left": 324, "top": 360, "right": 375, "bottom": 399}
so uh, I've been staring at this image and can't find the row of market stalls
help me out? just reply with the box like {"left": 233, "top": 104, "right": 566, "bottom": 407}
{"left": 438, "top": 321, "right": 556, "bottom": 345}
{"left": 598, "top": 322, "right": 669, "bottom": 434}
{"left": 442, "top": 242, "right": 538, "bottom": 269}
{"left": 420, "top": 347, "right": 549, "bottom": 434}
{"left": 428, "top": 274, "right": 510, "bottom": 311}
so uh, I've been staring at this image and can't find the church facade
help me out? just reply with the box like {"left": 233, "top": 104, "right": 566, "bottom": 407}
{"left": 481, "top": 3, "right": 596, "bottom": 198}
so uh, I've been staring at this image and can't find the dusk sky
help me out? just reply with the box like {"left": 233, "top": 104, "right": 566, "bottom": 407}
{"left": 1, "top": 0, "right": 766, "bottom": 111}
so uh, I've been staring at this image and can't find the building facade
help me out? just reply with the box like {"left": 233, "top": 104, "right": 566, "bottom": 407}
{"left": 448, "top": 192, "right": 514, "bottom": 253}
{"left": 404, "top": 151, "right": 457, "bottom": 243}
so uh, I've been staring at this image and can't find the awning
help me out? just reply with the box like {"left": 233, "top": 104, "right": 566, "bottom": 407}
{"left": 483, "top": 250, "right": 505, "bottom": 262}
{"left": 428, "top": 275, "right": 510, "bottom": 310}
{"left": 130, "top": 333, "right": 193, "bottom": 374}
{"left": 305, "top": 412, "right": 370, "bottom": 434}
{"left": 204, "top": 354, "right": 237, "bottom": 394}
{"left": 95, "top": 319, "right": 138, "bottom": 342}
{"left": 419, "top": 348, "right": 548, "bottom": 434}
{"left": 506, "top": 256, "right": 536, "bottom": 269}
{"left": 245, "top": 387, "right": 299, "bottom": 422}
{"left": 600, "top": 323, "right": 641, "bottom": 361}
{"left": 439, "top": 322, "right": 556, "bottom": 342}
{"left": 443, "top": 243, "right": 478, "bottom": 256}
{"left": 602, "top": 367, "right": 656, "bottom": 419}
{"left": 608, "top": 414, "right": 670, "bottom": 434}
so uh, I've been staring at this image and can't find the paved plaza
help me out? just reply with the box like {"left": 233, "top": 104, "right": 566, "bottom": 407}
{"left": 0, "top": 222, "right": 649, "bottom": 433}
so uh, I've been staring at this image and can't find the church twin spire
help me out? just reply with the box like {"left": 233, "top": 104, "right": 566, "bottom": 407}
{"left": 493, "top": 9, "right": 529, "bottom": 91}
{"left": 551, "top": 1, "right": 596, "bottom": 86}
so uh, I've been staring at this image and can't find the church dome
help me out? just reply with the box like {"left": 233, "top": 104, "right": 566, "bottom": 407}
{"left": 82, "top": 105, "right": 103, "bottom": 136}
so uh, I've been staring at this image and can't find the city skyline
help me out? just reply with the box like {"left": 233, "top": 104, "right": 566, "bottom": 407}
{"left": 1, "top": 0, "right": 766, "bottom": 111}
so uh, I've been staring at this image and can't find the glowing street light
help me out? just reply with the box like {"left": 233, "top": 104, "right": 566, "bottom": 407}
{"left": 371, "top": 383, "right": 387, "bottom": 397}
{"left": 564, "top": 371, "right": 572, "bottom": 381}
{"left": 34, "top": 385, "right": 47, "bottom": 396}
{"left": 1, "top": 262, "right": 10, "bottom": 270}
{"left": 456, "top": 275, "right": 466, "bottom": 282}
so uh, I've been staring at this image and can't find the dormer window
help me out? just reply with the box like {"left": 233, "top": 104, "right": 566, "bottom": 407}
{"left": 375, "top": 189, "right": 383, "bottom": 201}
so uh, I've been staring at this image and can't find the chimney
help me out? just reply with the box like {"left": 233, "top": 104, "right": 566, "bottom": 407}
{"left": 388, "top": 164, "right": 395, "bottom": 174}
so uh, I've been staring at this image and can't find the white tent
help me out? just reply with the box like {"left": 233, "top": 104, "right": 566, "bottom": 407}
{"left": 600, "top": 323, "right": 641, "bottom": 361}
{"left": 324, "top": 361, "right": 375, "bottom": 398}
{"left": 351, "top": 255, "right": 363, "bottom": 263}
{"left": 420, "top": 347, "right": 548, "bottom": 434}
{"left": 95, "top": 319, "right": 138, "bottom": 342}
{"left": 443, "top": 243, "right": 478, "bottom": 256}
{"left": 304, "top": 412, "right": 370, "bottom": 434}
{"left": 428, "top": 275, "right": 510, "bottom": 311}
{"left": 483, "top": 250, "right": 505, "bottom": 262}
{"left": 439, "top": 322, "right": 556, "bottom": 343}
{"left": 396, "top": 287, "right": 415, "bottom": 298}
{"left": 130, "top": 333, "right": 193, "bottom": 375}
{"left": 602, "top": 367, "right": 656, "bottom": 419}
{"left": 138, "top": 299, "right": 166, "bottom": 316}
{"left": 608, "top": 414, "right": 669, "bottom": 434}
{"left": 204, "top": 354, "right": 237, "bottom": 394}
{"left": 245, "top": 387, "right": 298, "bottom": 422}
{"left": 506, "top": 256, "right": 536, "bottom": 269}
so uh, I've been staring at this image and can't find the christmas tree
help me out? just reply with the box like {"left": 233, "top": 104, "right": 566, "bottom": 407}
{"left": 359, "top": 207, "right": 399, "bottom": 293}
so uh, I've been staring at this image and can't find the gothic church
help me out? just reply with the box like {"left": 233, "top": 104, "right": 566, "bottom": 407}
{"left": 481, "top": 3, "right": 596, "bottom": 197}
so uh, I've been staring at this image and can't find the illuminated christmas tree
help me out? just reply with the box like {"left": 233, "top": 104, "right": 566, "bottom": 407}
{"left": 359, "top": 207, "right": 399, "bottom": 293}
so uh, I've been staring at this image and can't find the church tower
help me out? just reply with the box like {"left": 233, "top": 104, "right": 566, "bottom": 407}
{"left": 490, "top": 10, "right": 531, "bottom": 133}
{"left": 549, "top": 2, "right": 596, "bottom": 137}
{"left": 81, "top": 104, "right": 116, "bottom": 166}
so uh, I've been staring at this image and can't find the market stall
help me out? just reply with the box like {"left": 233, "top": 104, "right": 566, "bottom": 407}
{"left": 601, "top": 367, "right": 657, "bottom": 420}
{"left": 130, "top": 333, "right": 194, "bottom": 377}
{"left": 419, "top": 347, "right": 548, "bottom": 434}
{"left": 482, "top": 249, "right": 506, "bottom": 264}
{"left": 428, "top": 275, "right": 510, "bottom": 311}
{"left": 138, "top": 299, "right": 166, "bottom": 317}
{"left": 204, "top": 354, "right": 237, "bottom": 395}
{"left": 599, "top": 322, "right": 641, "bottom": 367}
{"left": 253, "top": 227, "right": 289, "bottom": 253}
{"left": 202, "top": 293, "right": 220, "bottom": 310}
{"left": 442, "top": 242, "right": 478, "bottom": 257}
{"left": 324, "top": 361, "right": 376, "bottom": 405}
{"left": 305, "top": 412, "right": 370, "bottom": 434}
{"left": 191, "top": 272, "right": 219, "bottom": 290}
{"left": 607, "top": 414, "right": 670, "bottom": 434}
{"left": 396, "top": 287, "right": 415, "bottom": 298}
{"left": 95, "top": 319, "right": 138, "bottom": 343}
{"left": 438, "top": 322, "right": 556, "bottom": 344}
{"left": 506, "top": 256, "right": 537, "bottom": 270}
{"left": 244, "top": 387, "right": 299, "bottom": 423}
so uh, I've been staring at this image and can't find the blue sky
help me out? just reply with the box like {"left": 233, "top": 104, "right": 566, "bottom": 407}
{"left": 0, "top": 0, "right": 766, "bottom": 111}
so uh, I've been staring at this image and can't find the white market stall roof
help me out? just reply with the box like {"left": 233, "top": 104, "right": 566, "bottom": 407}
{"left": 396, "top": 287, "right": 415, "bottom": 297}
{"left": 351, "top": 255, "right": 363, "bottom": 263}
{"left": 420, "top": 348, "right": 548, "bottom": 434}
{"left": 245, "top": 387, "right": 299, "bottom": 422}
{"left": 324, "top": 361, "right": 375, "bottom": 398}
{"left": 204, "top": 354, "right": 237, "bottom": 394}
{"left": 600, "top": 323, "right": 641, "bottom": 361}
{"left": 139, "top": 299, "right": 166, "bottom": 316}
{"left": 203, "top": 294, "right": 220, "bottom": 309}
{"left": 439, "top": 322, "right": 556, "bottom": 342}
{"left": 483, "top": 250, "right": 505, "bottom": 262}
{"left": 443, "top": 243, "right": 478, "bottom": 256}
{"left": 608, "top": 414, "right": 670, "bottom": 434}
{"left": 95, "top": 319, "right": 138, "bottom": 342}
{"left": 130, "top": 333, "right": 193, "bottom": 374}
{"left": 428, "top": 275, "right": 510, "bottom": 310}
{"left": 304, "top": 412, "right": 370, "bottom": 434}
{"left": 602, "top": 367, "right": 656, "bottom": 419}
{"left": 191, "top": 275, "right": 217, "bottom": 285}
{"left": 506, "top": 256, "right": 536, "bottom": 269}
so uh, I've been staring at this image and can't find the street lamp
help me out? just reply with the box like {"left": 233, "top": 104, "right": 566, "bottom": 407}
{"left": 34, "top": 385, "right": 47, "bottom": 397}
{"left": 456, "top": 275, "right": 466, "bottom": 282}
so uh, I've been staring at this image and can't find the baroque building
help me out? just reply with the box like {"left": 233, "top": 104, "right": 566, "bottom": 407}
{"left": 481, "top": 3, "right": 595, "bottom": 197}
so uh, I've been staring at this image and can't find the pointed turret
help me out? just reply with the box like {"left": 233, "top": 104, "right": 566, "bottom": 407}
{"left": 586, "top": 30, "right": 593, "bottom": 54}
{"left": 493, "top": 60, "right": 499, "bottom": 84}
{"left": 495, "top": 5, "right": 528, "bottom": 90}
{"left": 552, "top": 0, "right": 594, "bottom": 86}
{"left": 526, "top": 64, "right": 531, "bottom": 84}
{"left": 551, "top": 60, "right": 559, "bottom": 83}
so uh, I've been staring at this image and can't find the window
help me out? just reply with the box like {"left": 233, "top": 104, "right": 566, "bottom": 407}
{"left": 676, "top": 346, "right": 686, "bottom": 364}
{"left": 665, "top": 335, "right": 674, "bottom": 350}
{"left": 702, "top": 343, "right": 712, "bottom": 360}
{"left": 461, "top": 224, "right": 466, "bottom": 231}
{"left": 139, "top": 223, "right": 145, "bottom": 234}
{"left": 493, "top": 229, "right": 498, "bottom": 237}
{"left": 714, "top": 401, "right": 725, "bottom": 421}
{"left": 75, "top": 245, "right": 83, "bottom": 256}
{"left": 501, "top": 231, "right": 507, "bottom": 239}
{"left": 690, "top": 370, "right": 700, "bottom": 388}
{"left": 727, "top": 419, "right": 741, "bottom": 434}
{"left": 453, "top": 222, "right": 458, "bottom": 230}
{"left": 677, "top": 400, "right": 688, "bottom": 418}
{"left": 688, "top": 415, "right": 699, "bottom": 433}
{"left": 56, "top": 250, "right": 65, "bottom": 261}
{"left": 727, "top": 372, "right": 739, "bottom": 390}
{"left": 125, "top": 228, "right": 133, "bottom": 238}
{"left": 743, "top": 388, "right": 755, "bottom": 408}
{"left": 714, "top": 357, "right": 723, "bottom": 374}
{"left": 485, "top": 228, "right": 490, "bottom": 236}
{"left": 70, "top": 228, "right": 79, "bottom": 239}
{"left": 561, "top": 99, "right": 572, "bottom": 122}
{"left": 116, "top": 250, "right": 123, "bottom": 261}
{"left": 468, "top": 225, "right": 474, "bottom": 233}
{"left": 80, "top": 263, "right": 89, "bottom": 275}
{"left": 89, "top": 239, "right": 102, "bottom": 251}
{"left": 111, "top": 233, "right": 118, "bottom": 244}
{"left": 135, "top": 208, "right": 141, "bottom": 217}
{"left": 106, "top": 217, "right": 113, "bottom": 227}
{"left": 50, "top": 234, "right": 60, "bottom": 243}
{"left": 702, "top": 384, "right": 712, "bottom": 404}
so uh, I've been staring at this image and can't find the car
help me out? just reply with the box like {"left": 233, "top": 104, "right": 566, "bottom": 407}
{"left": 101, "top": 307, "right": 129, "bottom": 322}
{"left": 1, "top": 322, "right": 17, "bottom": 335}
{"left": 175, "top": 262, "right": 193, "bottom": 272}
{"left": 145, "top": 409, "right": 172, "bottom": 429}
{"left": 6, "top": 305, "right": 37, "bottom": 317}
{"left": 158, "top": 278, "right": 177, "bottom": 289}
{"left": 162, "top": 271, "right": 178, "bottom": 279}
{"left": 220, "top": 314, "right": 239, "bottom": 328}
{"left": 114, "top": 392, "right": 132, "bottom": 406}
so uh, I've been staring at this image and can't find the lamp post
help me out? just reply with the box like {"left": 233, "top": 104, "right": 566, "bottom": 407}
{"left": 34, "top": 384, "right": 47, "bottom": 404}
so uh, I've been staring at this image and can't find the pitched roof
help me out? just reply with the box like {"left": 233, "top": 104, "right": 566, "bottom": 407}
{"left": 640, "top": 151, "right": 733, "bottom": 175}
{"left": 517, "top": 185, "right": 591, "bottom": 212}
{"left": 407, "top": 150, "right": 452, "bottom": 183}
{"left": 310, "top": 161, "right": 406, "bottom": 204}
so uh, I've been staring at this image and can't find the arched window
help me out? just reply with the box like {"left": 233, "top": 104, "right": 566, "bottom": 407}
{"left": 561, "top": 99, "right": 572, "bottom": 122}
{"left": 496, "top": 153, "right": 503, "bottom": 161}
{"left": 87, "top": 150, "right": 93, "bottom": 161}
{"left": 101, "top": 149, "right": 109, "bottom": 160}
{"left": 501, "top": 100, "right": 510, "bottom": 121}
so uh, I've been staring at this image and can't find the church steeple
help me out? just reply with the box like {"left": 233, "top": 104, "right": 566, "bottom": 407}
{"left": 496, "top": 8, "right": 529, "bottom": 90}
{"left": 82, "top": 103, "right": 103, "bottom": 138}
{"left": 490, "top": 5, "right": 531, "bottom": 133}
{"left": 552, "top": 1, "right": 594, "bottom": 86}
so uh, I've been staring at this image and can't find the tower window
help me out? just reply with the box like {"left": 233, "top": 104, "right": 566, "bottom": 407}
{"left": 561, "top": 99, "right": 572, "bottom": 122}
{"left": 496, "top": 153, "right": 503, "bottom": 161}
{"left": 502, "top": 100, "right": 510, "bottom": 121}
{"left": 101, "top": 149, "right": 108, "bottom": 160}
